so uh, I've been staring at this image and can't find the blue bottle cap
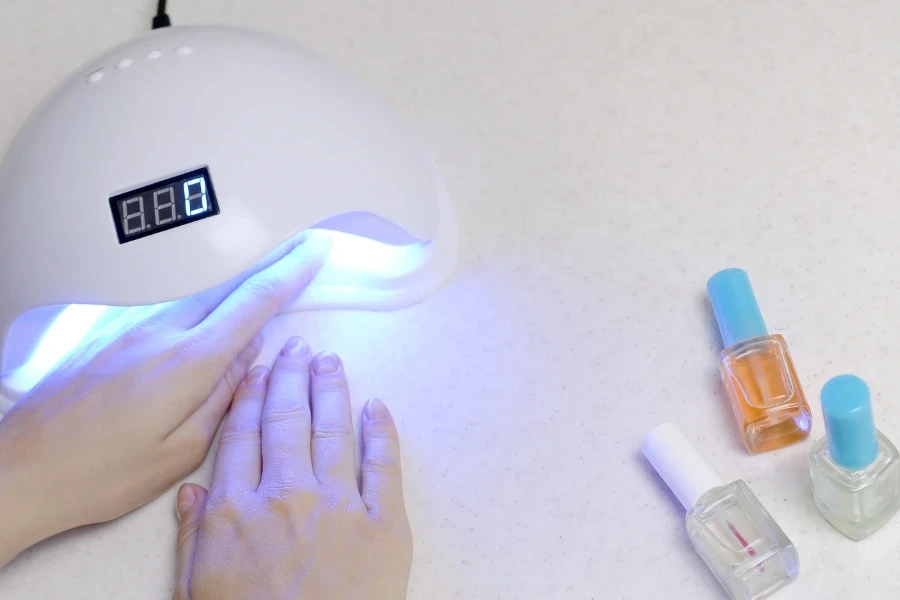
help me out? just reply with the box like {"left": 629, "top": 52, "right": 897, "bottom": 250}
{"left": 706, "top": 268, "right": 769, "bottom": 348}
{"left": 821, "top": 375, "right": 879, "bottom": 471}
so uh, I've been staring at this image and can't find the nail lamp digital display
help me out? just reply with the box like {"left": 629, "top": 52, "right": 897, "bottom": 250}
{"left": 0, "top": 26, "right": 457, "bottom": 413}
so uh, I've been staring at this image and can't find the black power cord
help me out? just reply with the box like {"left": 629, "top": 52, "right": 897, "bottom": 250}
{"left": 152, "top": 0, "right": 171, "bottom": 29}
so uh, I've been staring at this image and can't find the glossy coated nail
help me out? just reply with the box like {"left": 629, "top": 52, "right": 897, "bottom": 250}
{"left": 176, "top": 485, "right": 197, "bottom": 523}
{"left": 248, "top": 365, "right": 269, "bottom": 382}
{"left": 282, "top": 336, "right": 309, "bottom": 357}
{"left": 313, "top": 352, "right": 341, "bottom": 375}
{"left": 366, "top": 398, "right": 388, "bottom": 419}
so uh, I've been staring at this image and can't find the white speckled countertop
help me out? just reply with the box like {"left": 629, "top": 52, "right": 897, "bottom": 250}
{"left": 5, "top": 1, "right": 900, "bottom": 598}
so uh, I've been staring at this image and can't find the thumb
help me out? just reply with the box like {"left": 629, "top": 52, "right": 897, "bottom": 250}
{"left": 173, "top": 483, "right": 208, "bottom": 600}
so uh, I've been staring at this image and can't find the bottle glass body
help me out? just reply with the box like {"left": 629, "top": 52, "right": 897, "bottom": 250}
{"left": 719, "top": 334, "right": 812, "bottom": 454}
{"left": 809, "top": 431, "right": 900, "bottom": 540}
{"left": 686, "top": 480, "right": 799, "bottom": 600}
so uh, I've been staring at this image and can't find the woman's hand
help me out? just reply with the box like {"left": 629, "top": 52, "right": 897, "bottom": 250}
{"left": 173, "top": 341, "right": 413, "bottom": 600}
{"left": 0, "top": 237, "right": 327, "bottom": 567}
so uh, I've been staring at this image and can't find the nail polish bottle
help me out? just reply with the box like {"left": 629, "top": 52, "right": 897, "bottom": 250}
{"left": 707, "top": 268, "right": 812, "bottom": 454}
{"left": 643, "top": 423, "right": 799, "bottom": 600}
{"left": 809, "top": 375, "right": 900, "bottom": 540}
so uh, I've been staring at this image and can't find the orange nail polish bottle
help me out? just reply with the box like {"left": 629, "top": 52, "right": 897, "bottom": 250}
{"left": 707, "top": 269, "right": 812, "bottom": 454}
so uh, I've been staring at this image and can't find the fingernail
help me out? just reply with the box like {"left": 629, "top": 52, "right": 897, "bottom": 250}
{"left": 313, "top": 352, "right": 340, "bottom": 375}
{"left": 176, "top": 485, "right": 197, "bottom": 523}
{"left": 366, "top": 398, "right": 388, "bottom": 419}
{"left": 249, "top": 365, "right": 269, "bottom": 382}
{"left": 251, "top": 333, "right": 264, "bottom": 352}
{"left": 282, "top": 336, "right": 309, "bottom": 357}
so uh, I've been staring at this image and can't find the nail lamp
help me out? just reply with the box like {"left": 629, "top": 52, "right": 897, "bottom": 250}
{"left": 0, "top": 26, "right": 457, "bottom": 412}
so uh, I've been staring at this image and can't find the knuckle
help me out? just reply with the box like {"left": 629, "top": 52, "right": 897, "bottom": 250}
{"left": 362, "top": 454, "right": 401, "bottom": 476}
{"left": 112, "top": 321, "right": 165, "bottom": 353}
{"left": 266, "top": 492, "right": 296, "bottom": 516}
{"left": 219, "top": 426, "right": 261, "bottom": 446}
{"left": 264, "top": 473, "right": 319, "bottom": 502}
{"left": 120, "top": 318, "right": 158, "bottom": 340}
{"left": 265, "top": 486, "right": 318, "bottom": 516}
{"left": 311, "top": 423, "right": 353, "bottom": 440}
{"left": 172, "top": 332, "right": 208, "bottom": 362}
{"left": 204, "top": 493, "right": 247, "bottom": 524}
{"left": 261, "top": 404, "right": 310, "bottom": 426}
{"left": 312, "top": 376, "right": 349, "bottom": 393}
{"left": 242, "top": 275, "right": 284, "bottom": 306}
{"left": 321, "top": 484, "right": 362, "bottom": 511}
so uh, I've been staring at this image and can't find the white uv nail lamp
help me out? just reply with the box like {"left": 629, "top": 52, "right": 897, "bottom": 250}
{"left": 0, "top": 26, "right": 458, "bottom": 412}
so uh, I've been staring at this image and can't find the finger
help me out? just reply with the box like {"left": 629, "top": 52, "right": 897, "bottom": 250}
{"left": 309, "top": 352, "right": 358, "bottom": 489}
{"left": 360, "top": 399, "right": 405, "bottom": 519}
{"left": 176, "top": 333, "right": 263, "bottom": 436}
{"left": 260, "top": 337, "right": 315, "bottom": 492}
{"left": 209, "top": 366, "right": 269, "bottom": 496}
{"left": 174, "top": 483, "right": 209, "bottom": 600}
{"left": 152, "top": 234, "right": 309, "bottom": 329}
{"left": 192, "top": 235, "right": 329, "bottom": 361}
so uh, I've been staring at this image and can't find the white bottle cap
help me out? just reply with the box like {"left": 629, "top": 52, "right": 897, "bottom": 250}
{"left": 641, "top": 423, "right": 723, "bottom": 511}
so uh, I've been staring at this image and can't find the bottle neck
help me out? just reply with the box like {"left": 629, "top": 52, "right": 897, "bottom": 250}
{"left": 689, "top": 480, "right": 745, "bottom": 515}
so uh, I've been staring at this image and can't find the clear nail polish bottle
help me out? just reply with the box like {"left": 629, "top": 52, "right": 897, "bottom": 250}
{"left": 643, "top": 423, "right": 799, "bottom": 600}
{"left": 809, "top": 375, "right": 900, "bottom": 540}
{"left": 707, "top": 268, "right": 812, "bottom": 454}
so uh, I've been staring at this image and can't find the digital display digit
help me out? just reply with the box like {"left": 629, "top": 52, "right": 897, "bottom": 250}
{"left": 109, "top": 167, "right": 220, "bottom": 243}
